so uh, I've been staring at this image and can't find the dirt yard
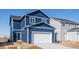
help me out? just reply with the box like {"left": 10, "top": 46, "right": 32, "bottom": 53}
{"left": 0, "top": 40, "right": 41, "bottom": 49}
{"left": 58, "top": 40, "right": 79, "bottom": 49}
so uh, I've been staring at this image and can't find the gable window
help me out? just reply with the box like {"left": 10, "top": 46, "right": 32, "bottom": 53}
{"left": 42, "top": 18, "right": 47, "bottom": 23}
{"left": 30, "top": 18, "right": 35, "bottom": 24}
{"left": 35, "top": 18, "right": 42, "bottom": 23}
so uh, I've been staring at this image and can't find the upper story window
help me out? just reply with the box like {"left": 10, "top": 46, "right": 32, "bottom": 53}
{"left": 42, "top": 18, "right": 49, "bottom": 24}
{"left": 42, "top": 18, "right": 47, "bottom": 23}
{"left": 30, "top": 17, "right": 35, "bottom": 24}
{"left": 62, "top": 23, "right": 65, "bottom": 27}
{"left": 35, "top": 18, "right": 41, "bottom": 23}
{"left": 29, "top": 16, "right": 49, "bottom": 25}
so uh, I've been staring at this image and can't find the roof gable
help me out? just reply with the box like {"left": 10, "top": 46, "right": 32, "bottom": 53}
{"left": 10, "top": 15, "right": 21, "bottom": 20}
{"left": 52, "top": 17, "right": 79, "bottom": 25}
{"left": 9, "top": 15, "right": 21, "bottom": 26}
{"left": 27, "top": 10, "right": 50, "bottom": 18}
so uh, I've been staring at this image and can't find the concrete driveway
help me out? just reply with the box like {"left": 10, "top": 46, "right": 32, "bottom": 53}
{"left": 35, "top": 43, "right": 72, "bottom": 49}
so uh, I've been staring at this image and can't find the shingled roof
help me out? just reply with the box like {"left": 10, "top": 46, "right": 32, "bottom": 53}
{"left": 52, "top": 17, "right": 79, "bottom": 25}
{"left": 10, "top": 15, "right": 22, "bottom": 20}
{"left": 27, "top": 10, "right": 50, "bottom": 18}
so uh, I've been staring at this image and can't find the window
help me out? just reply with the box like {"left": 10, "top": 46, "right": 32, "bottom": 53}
{"left": 42, "top": 18, "right": 49, "bottom": 24}
{"left": 62, "top": 23, "right": 65, "bottom": 27}
{"left": 42, "top": 18, "right": 47, "bottom": 23}
{"left": 35, "top": 18, "right": 41, "bottom": 23}
{"left": 30, "top": 18, "right": 35, "bottom": 24}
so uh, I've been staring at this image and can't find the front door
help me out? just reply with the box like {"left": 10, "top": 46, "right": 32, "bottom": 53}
{"left": 16, "top": 32, "right": 20, "bottom": 40}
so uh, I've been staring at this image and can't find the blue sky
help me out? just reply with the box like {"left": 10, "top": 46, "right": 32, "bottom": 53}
{"left": 0, "top": 9, "right": 79, "bottom": 37}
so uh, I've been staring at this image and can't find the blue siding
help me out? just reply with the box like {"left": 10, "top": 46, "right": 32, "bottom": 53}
{"left": 35, "top": 18, "right": 42, "bottom": 23}
{"left": 29, "top": 28, "right": 32, "bottom": 43}
{"left": 21, "top": 17, "right": 25, "bottom": 28}
{"left": 26, "top": 16, "right": 30, "bottom": 25}
{"left": 13, "top": 31, "right": 17, "bottom": 42}
{"left": 22, "top": 28, "right": 27, "bottom": 42}
{"left": 31, "top": 23, "right": 53, "bottom": 28}
{"left": 13, "top": 20, "right": 21, "bottom": 29}
{"left": 22, "top": 27, "right": 32, "bottom": 43}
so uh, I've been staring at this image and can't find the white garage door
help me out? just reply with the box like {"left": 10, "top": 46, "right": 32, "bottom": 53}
{"left": 33, "top": 32, "right": 52, "bottom": 44}
{"left": 78, "top": 34, "right": 79, "bottom": 41}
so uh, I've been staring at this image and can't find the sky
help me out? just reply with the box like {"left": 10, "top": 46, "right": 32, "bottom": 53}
{"left": 0, "top": 9, "right": 79, "bottom": 37}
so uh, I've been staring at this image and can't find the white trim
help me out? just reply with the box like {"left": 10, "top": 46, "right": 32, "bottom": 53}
{"left": 29, "top": 17, "right": 35, "bottom": 25}
{"left": 33, "top": 27, "right": 53, "bottom": 29}
{"left": 30, "top": 15, "right": 49, "bottom": 20}
{"left": 12, "top": 29, "right": 21, "bottom": 31}
{"left": 25, "top": 15, "right": 26, "bottom": 27}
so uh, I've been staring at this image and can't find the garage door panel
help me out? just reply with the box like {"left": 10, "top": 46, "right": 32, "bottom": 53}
{"left": 33, "top": 32, "right": 52, "bottom": 43}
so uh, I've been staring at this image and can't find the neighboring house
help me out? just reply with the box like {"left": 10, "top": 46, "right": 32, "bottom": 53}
{"left": 67, "top": 27, "right": 79, "bottom": 41}
{"left": 50, "top": 17, "right": 79, "bottom": 41}
{"left": 9, "top": 10, "right": 55, "bottom": 44}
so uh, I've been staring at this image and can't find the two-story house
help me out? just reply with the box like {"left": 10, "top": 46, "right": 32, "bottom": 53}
{"left": 9, "top": 10, "right": 55, "bottom": 44}
{"left": 50, "top": 17, "right": 79, "bottom": 41}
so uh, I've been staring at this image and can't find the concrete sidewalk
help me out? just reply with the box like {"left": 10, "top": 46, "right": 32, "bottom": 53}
{"left": 35, "top": 43, "right": 73, "bottom": 49}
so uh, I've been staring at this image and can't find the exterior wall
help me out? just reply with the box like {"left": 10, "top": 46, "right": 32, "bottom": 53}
{"left": 13, "top": 20, "right": 21, "bottom": 29}
{"left": 10, "top": 19, "right": 21, "bottom": 42}
{"left": 60, "top": 23, "right": 76, "bottom": 32}
{"left": 50, "top": 19, "right": 61, "bottom": 41}
{"left": 67, "top": 31, "right": 79, "bottom": 41}
{"left": 67, "top": 32, "right": 77, "bottom": 41}
{"left": 21, "top": 17, "right": 25, "bottom": 29}
{"left": 76, "top": 25, "right": 79, "bottom": 27}
{"left": 50, "top": 18, "right": 76, "bottom": 41}
{"left": 26, "top": 16, "right": 50, "bottom": 25}
{"left": 12, "top": 30, "right": 21, "bottom": 42}
{"left": 26, "top": 16, "right": 30, "bottom": 25}
{"left": 60, "top": 23, "right": 76, "bottom": 40}
{"left": 13, "top": 31, "right": 17, "bottom": 42}
{"left": 30, "top": 27, "right": 55, "bottom": 43}
{"left": 21, "top": 27, "right": 32, "bottom": 43}
{"left": 21, "top": 28, "right": 27, "bottom": 42}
